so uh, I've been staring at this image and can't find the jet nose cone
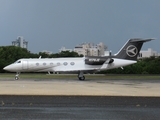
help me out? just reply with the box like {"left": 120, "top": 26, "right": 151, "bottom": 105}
{"left": 3, "top": 66, "right": 8, "bottom": 71}
{"left": 3, "top": 66, "right": 12, "bottom": 71}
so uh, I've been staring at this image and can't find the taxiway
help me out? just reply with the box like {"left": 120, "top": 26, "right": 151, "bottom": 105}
{"left": 0, "top": 78, "right": 159, "bottom": 96}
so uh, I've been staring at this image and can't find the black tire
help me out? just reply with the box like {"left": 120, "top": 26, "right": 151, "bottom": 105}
{"left": 78, "top": 76, "right": 85, "bottom": 81}
{"left": 82, "top": 76, "right": 85, "bottom": 80}
{"left": 15, "top": 76, "right": 19, "bottom": 80}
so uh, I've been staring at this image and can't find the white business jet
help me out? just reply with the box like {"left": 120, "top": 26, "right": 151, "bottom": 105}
{"left": 3, "top": 38, "right": 154, "bottom": 80}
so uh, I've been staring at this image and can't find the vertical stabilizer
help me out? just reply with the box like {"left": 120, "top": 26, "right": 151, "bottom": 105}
{"left": 115, "top": 38, "right": 154, "bottom": 60}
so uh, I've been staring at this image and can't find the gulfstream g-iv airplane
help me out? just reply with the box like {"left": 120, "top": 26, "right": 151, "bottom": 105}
{"left": 4, "top": 38, "right": 154, "bottom": 80}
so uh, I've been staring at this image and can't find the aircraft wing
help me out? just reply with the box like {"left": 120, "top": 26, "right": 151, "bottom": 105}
{"left": 53, "top": 58, "right": 114, "bottom": 73}
{"left": 100, "top": 58, "right": 114, "bottom": 70}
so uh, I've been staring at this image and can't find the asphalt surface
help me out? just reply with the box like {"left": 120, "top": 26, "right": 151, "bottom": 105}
{"left": 0, "top": 78, "right": 160, "bottom": 119}
{"left": 0, "top": 95, "right": 160, "bottom": 120}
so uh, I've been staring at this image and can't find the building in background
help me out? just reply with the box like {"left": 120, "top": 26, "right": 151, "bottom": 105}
{"left": 74, "top": 42, "right": 107, "bottom": 56}
{"left": 60, "top": 42, "right": 160, "bottom": 58}
{"left": 59, "top": 47, "right": 73, "bottom": 52}
{"left": 139, "top": 48, "right": 160, "bottom": 58}
{"left": 12, "top": 36, "right": 28, "bottom": 49}
{"left": 59, "top": 42, "right": 108, "bottom": 56}
{"left": 41, "top": 50, "right": 53, "bottom": 55}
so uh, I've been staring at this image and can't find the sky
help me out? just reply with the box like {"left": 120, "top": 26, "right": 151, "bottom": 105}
{"left": 0, "top": 0, "right": 160, "bottom": 54}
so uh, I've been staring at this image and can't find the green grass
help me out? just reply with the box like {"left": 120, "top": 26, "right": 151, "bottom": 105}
{"left": 0, "top": 73, "right": 160, "bottom": 80}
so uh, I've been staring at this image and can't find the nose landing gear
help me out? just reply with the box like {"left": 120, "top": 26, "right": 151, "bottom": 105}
{"left": 15, "top": 72, "right": 20, "bottom": 80}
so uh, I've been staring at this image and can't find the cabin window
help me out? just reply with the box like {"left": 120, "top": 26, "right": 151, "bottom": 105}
{"left": 63, "top": 62, "right": 68, "bottom": 66}
{"left": 57, "top": 62, "right": 60, "bottom": 65}
{"left": 70, "top": 62, "right": 75, "bottom": 65}
{"left": 50, "top": 63, "right": 53, "bottom": 65}
{"left": 43, "top": 63, "right": 46, "bottom": 66}
{"left": 36, "top": 63, "right": 39, "bottom": 66}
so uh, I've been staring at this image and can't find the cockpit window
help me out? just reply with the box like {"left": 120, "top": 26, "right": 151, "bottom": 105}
{"left": 14, "top": 60, "right": 21, "bottom": 64}
{"left": 17, "top": 61, "right": 21, "bottom": 63}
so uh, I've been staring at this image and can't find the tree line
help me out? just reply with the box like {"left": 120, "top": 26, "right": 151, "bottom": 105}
{"left": 0, "top": 46, "right": 160, "bottom": 74}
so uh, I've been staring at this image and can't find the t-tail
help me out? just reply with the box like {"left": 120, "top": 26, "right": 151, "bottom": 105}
{"left": 115, "top": 38, "right": 154, "bottom": 61}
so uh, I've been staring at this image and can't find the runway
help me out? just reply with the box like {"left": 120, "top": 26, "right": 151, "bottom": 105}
{"left": 0, "top": 96, "right": 160, "bottom": 120}
{"left": 0, "top": 78, "right": 159, "bottom": 119}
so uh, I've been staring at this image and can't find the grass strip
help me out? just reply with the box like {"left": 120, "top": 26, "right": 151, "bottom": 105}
{"left": 0, "top": 73, "right": 160, "bottom": 80}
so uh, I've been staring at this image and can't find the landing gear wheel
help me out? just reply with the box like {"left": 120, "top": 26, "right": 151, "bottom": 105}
{"left": 78, "top": 76, "right": 85, "bottom": 81}
{"left": 15, "top": 76, "right": 19, "bottom": 80}
{"left": 15, "top": 72, "right": 20, "bottom": 80}
{"left": 78, "top": 71, "right": 85, "bottom": 81}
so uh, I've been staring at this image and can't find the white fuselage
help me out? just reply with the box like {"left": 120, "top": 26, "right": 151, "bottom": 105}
{"left": 4, "top": 57, "right": 137, "bottom": 73}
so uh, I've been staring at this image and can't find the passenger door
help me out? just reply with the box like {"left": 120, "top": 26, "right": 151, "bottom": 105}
{"left": 22, "top": 60, "right": 28, "bottom": 70}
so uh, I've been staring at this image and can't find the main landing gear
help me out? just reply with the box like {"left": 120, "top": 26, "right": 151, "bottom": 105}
{"left": 78, "top": 71, "right": 85, "bottom": 81}
{"left": 15, "top": 72, "right": 20, "bottom": 80}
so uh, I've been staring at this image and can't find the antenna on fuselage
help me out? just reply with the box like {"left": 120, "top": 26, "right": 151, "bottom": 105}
{"left": 109, "top": 50, "right": 112, "bottom": 56}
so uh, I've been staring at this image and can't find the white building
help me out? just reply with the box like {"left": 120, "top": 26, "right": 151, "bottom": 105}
{"left": 12, "top": 36, "right": 28, "bottom": 49}
{"left": 139, "top": 48, "right": 160, "bottom": 58}
{"left": 74, "top": 42, "right": 108, "bottom": 56}
{"left": 59, "top": 47, "right": 73, "bottom": 52}
{"left": 41, "top": 50, "right": 53, "bottom": 55}
{"left": 74, "top": 43, "right": 89, "bottom": 56}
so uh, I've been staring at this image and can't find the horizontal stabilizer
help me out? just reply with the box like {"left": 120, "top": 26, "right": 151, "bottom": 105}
{"left": 129, "top": 38, "right": 155, "bottom": 43}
